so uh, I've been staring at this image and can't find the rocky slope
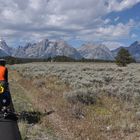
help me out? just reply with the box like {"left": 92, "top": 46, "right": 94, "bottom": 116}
{"left": 78, "top": 44, "right": 114, "bottom": 60}
{"left": 0, "top": 39, "right": 12, "bottom": 57}
{"left": 14, "top": 39, "right": 82, "bottom": 59}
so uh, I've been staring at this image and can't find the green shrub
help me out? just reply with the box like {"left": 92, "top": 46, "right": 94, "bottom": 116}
{"left": 64, "top": 89, "right": 99, "bottom": 105}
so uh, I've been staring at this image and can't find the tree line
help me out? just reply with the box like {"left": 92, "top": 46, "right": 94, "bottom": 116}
{"left": 0, "top": 48, "right": 135, "bottom": 67}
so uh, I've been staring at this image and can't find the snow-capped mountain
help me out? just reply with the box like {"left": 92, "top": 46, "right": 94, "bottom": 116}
{"left": 14, "top": 39, "right": 82, "bottom": 59}
{"left": 2, "top": 38, "right": 140, "bottom": 62}
{"left": 77, "top": 44, "right": 114, "bottom": 60}
{"left": 0, "top": 39, "right": 12, "bottom": 57}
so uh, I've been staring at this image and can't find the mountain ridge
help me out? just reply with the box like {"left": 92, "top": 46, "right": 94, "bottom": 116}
{"left": 13, "top": 39, "right": 82, "bottom": 60}
{"left": 112, "top": 41, "right": 140, "bottom": 61}
{"left": 0, "top": 39, "right": 12, "bottom": 57}
{"left": 77, "top": 43, "right": 114, "bottom": 60}
{"left": 1, "top": 38, "right": 140, "bottom": 61}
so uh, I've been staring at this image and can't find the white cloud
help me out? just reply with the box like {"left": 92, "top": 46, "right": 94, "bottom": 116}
{"left": 104, "top": 18, "right": 111, "bottom": 24}
{"left": 103, "top": 41, "right": 124, "bottom": 50}
{"left": 108, "top": 0, "right": 140, "bottom": 12}
{"left": 96, "top": 22, "right": 130, "bottom": 38}
{"left": 77, "top": 19, "right": 136, "bottom": 42}
{"left": 0, "top": 0, "right": 139, "bottom": 46}
{"left": 29, "top": 0, "right": 41, "bottom": 10}
{"left": 114, "top": 17, "right": 120, "bottom": 22}
{"left": 131, "top": 33, "right": 137, "bottom": 38}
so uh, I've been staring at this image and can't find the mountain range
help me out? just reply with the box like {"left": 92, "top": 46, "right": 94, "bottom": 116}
{"left": 78, "top": 44, "right": 114, "bottom": 60}
{"left": 1, "top": 38, "right": 140, "bottom": 61}
{"left": 112, "top": 41, "right": 140, "bottom": 61}
{"left": 13, "top": 39, "right": 82, "bottom": 60}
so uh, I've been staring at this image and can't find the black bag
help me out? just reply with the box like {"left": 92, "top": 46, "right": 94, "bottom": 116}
{"left": 0, "top": 91, "right": 11, "bottom": 108}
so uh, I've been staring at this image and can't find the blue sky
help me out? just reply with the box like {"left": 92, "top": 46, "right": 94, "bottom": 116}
{"left": 0, "top": 0, "right": 140, "bottom": 50}
{"left": 104, "top": 2, "right": 140, "bottom": 47}
{"left": 70, "top": 2, "right": 140, "bottom": 49}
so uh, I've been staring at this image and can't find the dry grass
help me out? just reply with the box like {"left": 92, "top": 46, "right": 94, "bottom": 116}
{"left": 9, "top": 69, "right": 57, "bottom": 140}
{"left": 9, "top": 62, "right": 140, "bottom": 140}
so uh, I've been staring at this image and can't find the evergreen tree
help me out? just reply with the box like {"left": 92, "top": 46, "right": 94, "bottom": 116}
{"left": 115, "top": 48, "right": 135, "bottom": 66}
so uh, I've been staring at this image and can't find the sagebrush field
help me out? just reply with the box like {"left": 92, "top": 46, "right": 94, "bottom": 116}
{"left": 9, "top": 62, "right": 140, "bottom": 140}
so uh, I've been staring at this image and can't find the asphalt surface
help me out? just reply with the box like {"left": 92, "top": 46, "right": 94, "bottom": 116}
{"left": 0, "top": 119, "right": 21, "bottom": 140}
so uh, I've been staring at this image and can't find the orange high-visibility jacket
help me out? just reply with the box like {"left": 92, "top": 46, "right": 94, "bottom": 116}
{"left": 0, "top": 66, "right": 8, "bottom": 82}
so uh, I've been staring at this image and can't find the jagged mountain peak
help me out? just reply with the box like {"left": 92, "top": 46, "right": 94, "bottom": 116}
{"left": 80, "top": 43, "right": 98, "bottom": 49}
{"left": 24, "top": 42, "right": 34, "bottom": 48}
{"left": 14, "top": 38, "right": 82, "bottom": 59}
{"left": 0, "top": 38, "right": 6, "bottom": 42}
{"left": 0, "top": 39, "right": 8, "bottom": 47}
{"left": 55, "top": 40, "right": 72, "bottom": 49}
{"left": 79, "top": 43, "right": 110, "bottom": 51}
{"left": 78, "top": 43, "right": 114, "bottom": 60}
{"left": 133, "top": 41, "right": 140, "bottom": 44}
{"left": 38, "top": 38, "right": 49, "bottom": 45}
{"left": 129, "top": 41, "right": 140, "bottom": 47}
{"left": 0, "top": 39, "right": 12, "bottom": 57}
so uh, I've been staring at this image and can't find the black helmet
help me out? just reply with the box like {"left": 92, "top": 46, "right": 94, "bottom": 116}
{"left": 0, "top": 59, "right": 6, "bottom": 66}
